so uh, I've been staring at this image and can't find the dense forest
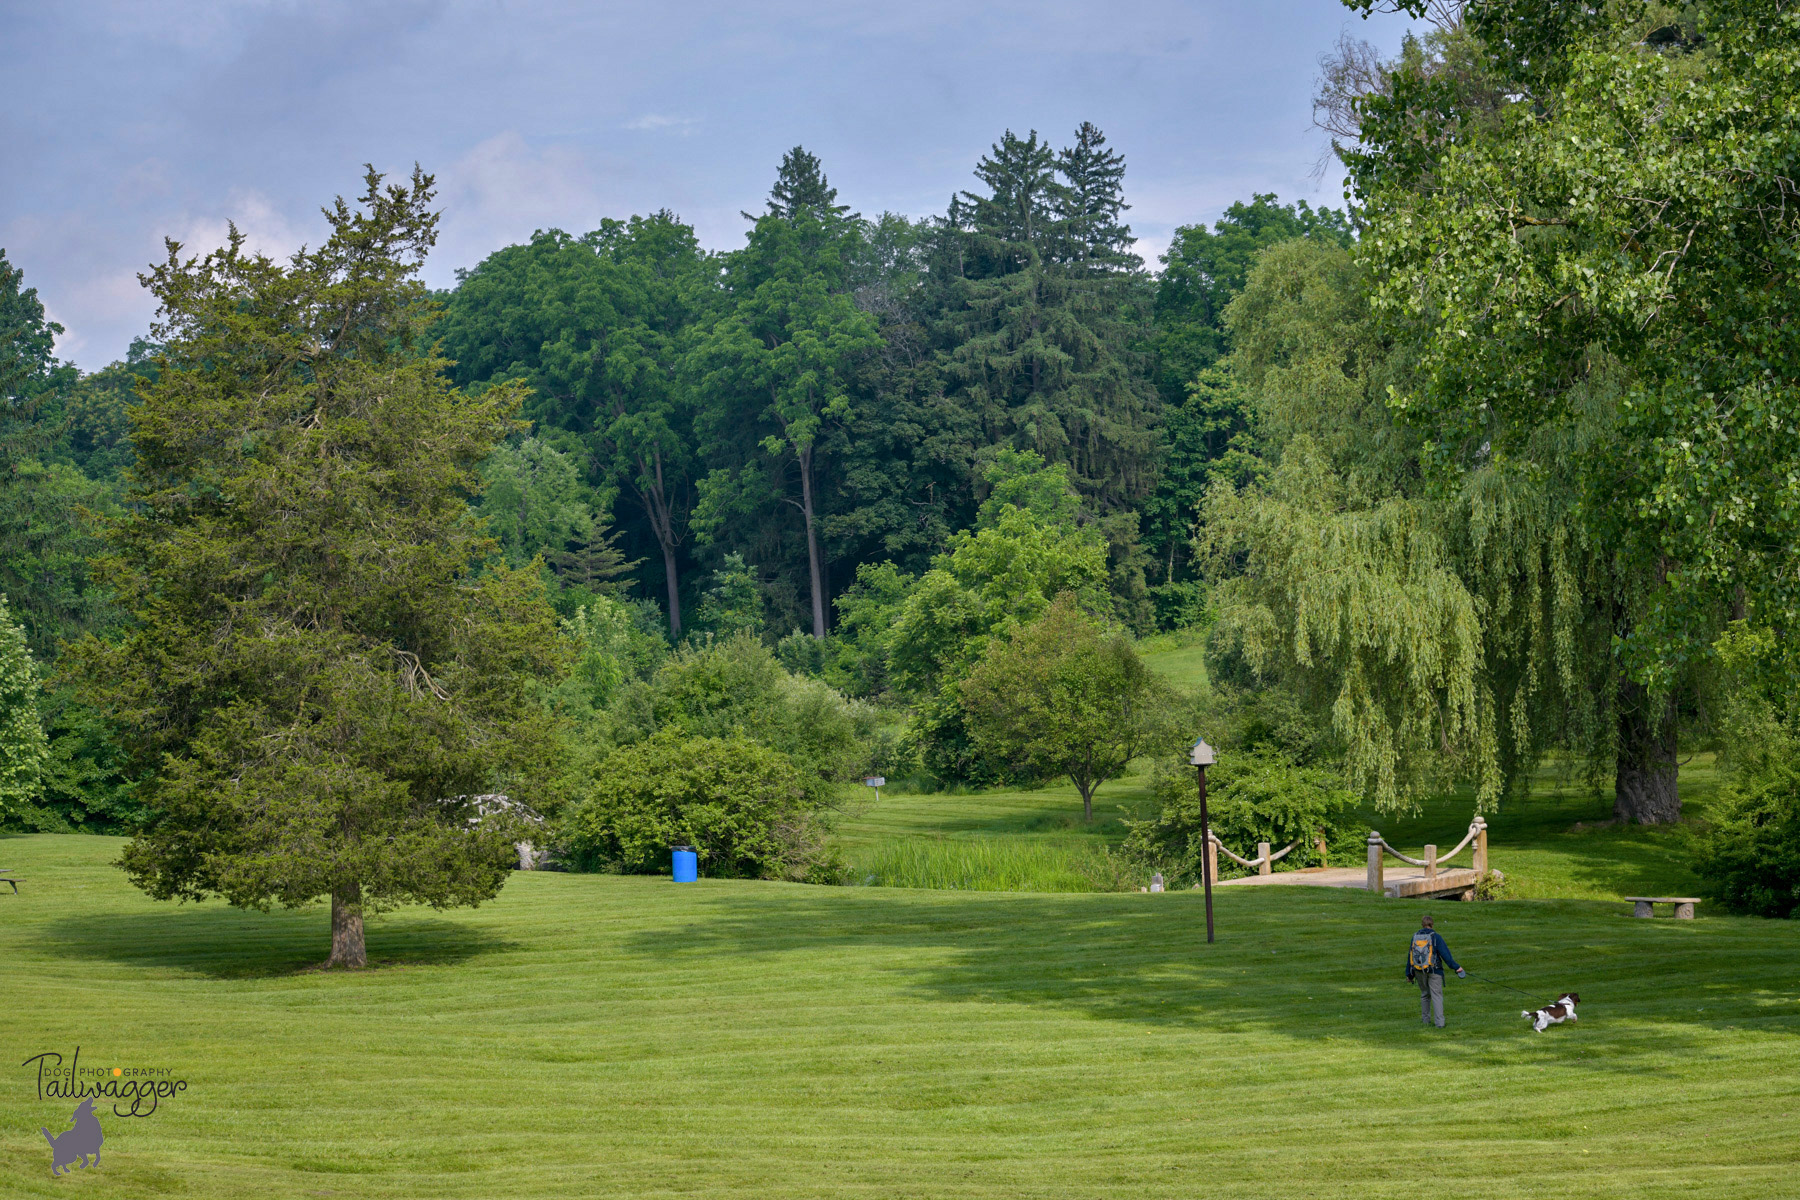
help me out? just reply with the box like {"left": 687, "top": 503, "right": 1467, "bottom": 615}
{"left": 5, "top": 0, "right": 1800, "bottom": 953}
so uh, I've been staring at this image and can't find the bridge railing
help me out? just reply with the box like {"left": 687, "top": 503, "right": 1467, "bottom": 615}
{"left": 1199, "top": 830, "right": 1326, "bottom": 884}
{"left": 1364, "top": 818, "right": 1488, "bottom": 894}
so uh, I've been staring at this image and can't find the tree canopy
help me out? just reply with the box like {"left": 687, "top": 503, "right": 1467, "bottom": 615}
{"left": 70, "top": 169, "right": 567, "bottom": 966}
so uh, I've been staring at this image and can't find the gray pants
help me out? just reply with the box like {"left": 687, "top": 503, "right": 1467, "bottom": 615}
{"left": 1417, "top": 970, "right": 1444, "bottom": 1026}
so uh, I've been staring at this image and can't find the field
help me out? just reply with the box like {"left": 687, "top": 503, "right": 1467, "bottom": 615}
{"left": 3, "top": 824, "right": 1797, "bottom": 1199}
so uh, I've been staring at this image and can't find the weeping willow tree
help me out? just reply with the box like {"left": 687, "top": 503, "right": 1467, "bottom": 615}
{"left": 1321, "top": 0, "right": 1800, "bottom": 821}
{"left": 1200, "top": 239, "right": 1611, "bottom": 815}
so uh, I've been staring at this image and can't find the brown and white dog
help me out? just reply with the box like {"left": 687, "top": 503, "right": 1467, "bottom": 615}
{"left": 1523, "top": 992, "right": 1580, "bottom": 1033}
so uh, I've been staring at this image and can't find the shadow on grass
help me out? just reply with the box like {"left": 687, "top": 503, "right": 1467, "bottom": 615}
{"left": 32, "top": 908, "right": 516, "bottom": 979}
{"left": 623, "top": 885, "right": 1795, "bottom": 1071}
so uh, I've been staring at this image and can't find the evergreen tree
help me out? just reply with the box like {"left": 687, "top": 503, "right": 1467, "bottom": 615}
{"left": 746, "top": 146, "right": 855, "bottom": 222}
{"left": 70, "top": 169, "right": 567, "bottom": 967}
{"left": 944, "top": 126, "right": 1159, "bottom": 619}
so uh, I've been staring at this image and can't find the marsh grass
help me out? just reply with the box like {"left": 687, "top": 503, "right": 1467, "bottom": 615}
{"left": 850, "top": 835, "right": 1133, "bottom": 892}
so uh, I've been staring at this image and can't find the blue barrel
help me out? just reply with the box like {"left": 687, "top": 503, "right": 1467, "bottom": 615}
{"left": 671, "top": 845, "right": 698, "bottom": 882}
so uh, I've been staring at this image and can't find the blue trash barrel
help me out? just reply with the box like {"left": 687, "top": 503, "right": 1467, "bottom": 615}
{"left": 671, "top": 845, "right": 698, "bottom": 882}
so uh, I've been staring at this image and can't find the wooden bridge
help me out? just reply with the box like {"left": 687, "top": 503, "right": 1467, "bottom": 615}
{"left": 1205, "top": 818, "right": 1496, "bottom": 900}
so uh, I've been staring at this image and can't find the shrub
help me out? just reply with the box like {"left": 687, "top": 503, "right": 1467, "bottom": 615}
{"left": 616, "top": 634, "right": 877, "bottom": 804}
{"left": 1472, "top": 870, "right": 1513, "bottom": 902}
{"left": 563, "top": 731, "right": 833, "bottom": 879}
{"left": 1694, "top": 760, "right": 1800, "bottom": 918}
{"left": 1122, "top": 749, "right": 1360, "bottom": 883}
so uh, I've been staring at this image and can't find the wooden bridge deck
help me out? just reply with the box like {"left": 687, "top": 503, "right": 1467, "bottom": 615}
{"left": 1215, "top": 866, "right": 1485, "bottom": 899}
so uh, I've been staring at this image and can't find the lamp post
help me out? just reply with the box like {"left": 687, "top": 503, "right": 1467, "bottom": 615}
{"left": 1191, "top": 737, "right": 1216, "bottom": 944}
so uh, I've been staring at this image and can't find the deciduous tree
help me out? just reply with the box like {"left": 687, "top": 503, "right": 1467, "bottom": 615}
{"left": 961, "top": 595, "right": 1172, "bottom": 821}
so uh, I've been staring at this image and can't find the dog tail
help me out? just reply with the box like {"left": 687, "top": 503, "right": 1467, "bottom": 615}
{"left": 1521, "top": 1009, "right": 1532, "bottom": 1018}
{"left": 40, "top": 1128, "right": 53, "bottom": 1147}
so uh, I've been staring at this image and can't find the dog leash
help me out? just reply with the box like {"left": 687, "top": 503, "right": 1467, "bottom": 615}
{"left": 1464, "top": 972, "right": 1536, "bottom": 998}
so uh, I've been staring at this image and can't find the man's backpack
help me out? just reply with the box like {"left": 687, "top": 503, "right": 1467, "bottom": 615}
{"left": 1409, "top": 930, "right": 1436, "bottom": 973}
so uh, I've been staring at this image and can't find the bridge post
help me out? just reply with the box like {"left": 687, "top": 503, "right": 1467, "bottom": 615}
{"left": 1425, "top": 844, "right": 1437, "bottom": 882}
{"left": 1205, "top": 830, "right": 1218, "bottom": 890}
{"left": 1366, "top": 831, "right": 1383, "bottom": 894}
{"left": 1257, "top": 842, "right": 1272, "bottom": 877}
{"left": 1474, "top": 819, "right": 1488, "bottom": 875}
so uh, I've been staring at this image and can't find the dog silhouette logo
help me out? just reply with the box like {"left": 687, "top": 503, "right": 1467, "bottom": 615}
{"left": 42, "top": 1097, "right": 104, "bottom": 1175}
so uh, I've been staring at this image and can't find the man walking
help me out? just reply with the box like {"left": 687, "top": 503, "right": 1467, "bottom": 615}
{"left": 1406, "top": 913, "right": 1464, "bottom": 1028}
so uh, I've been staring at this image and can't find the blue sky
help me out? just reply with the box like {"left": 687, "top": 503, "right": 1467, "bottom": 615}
{"left": 2, "top": 1, "right": 1417, "bottom": 368}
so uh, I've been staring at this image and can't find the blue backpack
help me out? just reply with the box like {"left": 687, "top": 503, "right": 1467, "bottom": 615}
{"left": 1409, "top": 930, "right": 1436, "bottom": 973}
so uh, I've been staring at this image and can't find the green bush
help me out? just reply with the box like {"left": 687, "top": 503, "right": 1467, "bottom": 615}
{"left": 1121, "top": 749, "right": 1360, "bottom": 883}
{"left": 1695, "top": 760, "right": 1800, "bottom": 918}
{"left": 563, "top": 731, "right": 836, "bottom": 880}
{"left": 613, "top": 634, "right": 877, "bottom": 805}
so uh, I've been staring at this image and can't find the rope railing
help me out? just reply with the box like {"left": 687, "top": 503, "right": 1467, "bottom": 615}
{"left": 1205, "top": 833, "right": 1304, "bottom": 875}
{"left": 1364, "top": 818, "right": 1490, "bottom": 896}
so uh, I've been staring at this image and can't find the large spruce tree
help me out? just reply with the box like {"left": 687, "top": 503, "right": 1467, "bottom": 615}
{"left": 73, "top": 169, "right": 566, "bottom": 966}
{"left": 947, "top": 126, "right": 1158, "bottom": 515}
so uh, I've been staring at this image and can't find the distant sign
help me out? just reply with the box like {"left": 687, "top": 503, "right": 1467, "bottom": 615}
{"left": 863, "top": 777, "right": 886, "bottom": 788}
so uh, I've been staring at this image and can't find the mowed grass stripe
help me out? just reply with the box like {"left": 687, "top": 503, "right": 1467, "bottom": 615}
{"left": 1, "top": 834, "right": 1796, "bottom": 1198}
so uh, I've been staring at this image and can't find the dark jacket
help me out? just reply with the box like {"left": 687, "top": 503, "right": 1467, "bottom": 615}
{"left": 1408, "top": 929, "right": 1460, "bottom": 976}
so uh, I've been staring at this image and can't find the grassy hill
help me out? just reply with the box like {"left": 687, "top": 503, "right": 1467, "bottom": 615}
{"left": 1, "top": 832, "right": 1794, "bottom": 1199}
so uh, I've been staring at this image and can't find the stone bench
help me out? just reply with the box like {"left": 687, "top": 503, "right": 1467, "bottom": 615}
{"left": 1625, "top": 896, "right": 1699, "bottom": 919}
{"left": 0, "top": 872, "right": 18, "bottom": 894}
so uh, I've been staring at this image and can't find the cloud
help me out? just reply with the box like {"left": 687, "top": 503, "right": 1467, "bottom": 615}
{"left": 168, "top": 188, "right": 308, "bottom": 263}
{"left": 430, "top": 133, "right": 616, "bottom": 283}
{"left": 624, "top": 114, "right": 701, "bottom": 134}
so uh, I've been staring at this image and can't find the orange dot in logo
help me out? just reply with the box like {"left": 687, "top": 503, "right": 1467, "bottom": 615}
{"left": 112, "top": 1068, "right": 122, "bottom": 1077}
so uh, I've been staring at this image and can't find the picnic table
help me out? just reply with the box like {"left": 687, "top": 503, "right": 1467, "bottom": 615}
{"left": 0, "top": 869, "right": 19, "bottom": 894}
{"left": 1625, "top": 896, "right": 1699, "bottom": 919}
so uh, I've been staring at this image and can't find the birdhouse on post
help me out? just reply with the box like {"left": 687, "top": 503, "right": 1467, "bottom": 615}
{"left": 1190, "top": 736, "right": 1217, "bottom": 943}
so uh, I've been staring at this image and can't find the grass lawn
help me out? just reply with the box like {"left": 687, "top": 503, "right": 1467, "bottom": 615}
{"left": 3, "top": 833, "right": 1796, "bottom": 1199}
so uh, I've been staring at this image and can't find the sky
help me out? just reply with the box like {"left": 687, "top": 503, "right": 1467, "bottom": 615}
{"left": 1, "top": 0, "right": 1418, "bottom": 369}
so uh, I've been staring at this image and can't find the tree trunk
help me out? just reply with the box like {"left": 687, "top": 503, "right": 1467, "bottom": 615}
{"left": 638, "top": 452, "right": 682, "bottom": 639}
{"left": 1078, "top": 781, "right": 1094, "bottom": 823}
{"left": 329, "top": 886, "right": 367, "bottom": 969}
{"left": 798, "top": 445, "right": 827, "bottom": 640}
{"left": 1614, "top": 678, "right": 1680, "bottom": 824}
{"left": 660, "top": 539, "right": 682, "bottom": 639}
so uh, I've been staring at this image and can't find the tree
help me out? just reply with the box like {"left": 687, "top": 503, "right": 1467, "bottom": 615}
{"left": 694, "top": 151, "right": 880, "bottom": 638}
{"left": 1337, "top": 0, "right": 1800, "bottom": 821}
{"left": 1201, "top": 236, "right": 1606, "bottom": 814}
{"left": 0, "top": 250, "right": 114, "bottom": 661}
{"left": 692, "top": 552, "right": 764, "bottom": 639}
{"left": 1152, "top": 194, "right": 1353, "bottom": 403}
{"left": 1143, "top": 196, "right": 1352, "bottom": 587}
{"left": 960, "top": 595, "right": 1172, "bottom": 821}
{"left": 476, "top": 436, "right": 608, "bottom": 571}
{"left": 436, "top": 216, "right": 709, "bottom": 638}
{"left": 0, "top": 592, "right": 47, "bottom": 820}
{"left": 70, "top": 168, "right": 567, "bottom": 968}
{"left": 946, "top": 127, "right": 1159, "bottom": 519}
